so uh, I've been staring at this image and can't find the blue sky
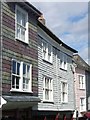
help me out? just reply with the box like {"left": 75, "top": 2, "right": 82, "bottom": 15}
{"left": 28, "top": 1, "right": 89, "bottom": 63}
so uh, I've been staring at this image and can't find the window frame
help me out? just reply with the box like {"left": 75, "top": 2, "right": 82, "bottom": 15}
{"left": 15, "top": 5, "right": 28, "bottom": 44}
{"left": 42, "top": 41, "right": 53, "bottom": 63}
{"left": 11, "top": 59, "right": 32, "bottom": 93}
{"left": 80, "top": 97, "right": 86, "bottom": 112}
{"left": 43, "top": 76, "right": 53, "bottom": 102}
{"left": 60, "top": 52, "right": 67, "bottom": 70}
{"left": 61, "top": 81, "right": 68, "bottom": 103}
{"left": 79, "top": 75, "right": 85, "bottom": 90}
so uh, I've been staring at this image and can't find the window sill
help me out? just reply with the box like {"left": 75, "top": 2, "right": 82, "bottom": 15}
{"left": 42, "top": 59, "right": 53, "bottom": 65}
{"left": 61, "top": 101, "right": 68, "bottom": 104}
{"left": 43, "top": 100, "right": 54, "bottom": 103}
{"left": 10, "top": 89, "right": 33, "bottom": 93}
{"left": 60, "top": 68, "right": 67, "bottom": 71}
{"left": 16, "top": 38, "right": 28, "bottom": 45}
{"left": 79, "top": 88, "right": 85, "bottom": 90}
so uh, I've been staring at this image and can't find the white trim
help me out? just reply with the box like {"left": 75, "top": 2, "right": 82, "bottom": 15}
{"left": 34, "top": 108, "right": 74, "bottom": 111}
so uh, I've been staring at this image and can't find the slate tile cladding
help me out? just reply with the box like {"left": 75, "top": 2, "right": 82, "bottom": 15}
{"left": 2, "top": 2, "right": 39, "bottom": 96}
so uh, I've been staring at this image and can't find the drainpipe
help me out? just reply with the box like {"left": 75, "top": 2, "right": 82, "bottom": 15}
{"left": 71, "top": 61, "right": 77, "bottom": 119}
{"left": 0, "top": 0, "right": 3, "bottom": 119}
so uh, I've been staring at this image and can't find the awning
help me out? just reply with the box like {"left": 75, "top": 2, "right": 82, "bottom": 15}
{"left": 84, "top": 112, "right": 90, "bottom": 118}
{"left": 2, "top": 95, "right": 41, "bottom": 110}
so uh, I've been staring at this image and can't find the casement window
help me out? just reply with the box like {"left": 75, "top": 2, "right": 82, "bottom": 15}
{"left": 42, "top": 41, "right": 52, "bottom": 63}
{"left": 80, "top": 98, "right": 86, "bottom": 112}
{"left": 61, "top": 81, "right": 68, "bottom": 103}
{"left": 79, "top": 75, "right": 85, "bottom": 89}
{"left": 15, "top": 5, "right": 28, "bottom": 43}
{"left": 43, "top": 76, "right": 53, "bottom": 101}
{"left": 11, "top": 60, "right": 32, "bottom": 92}
{"left": 60, "top": 52, "right": 67, "bottom": 70}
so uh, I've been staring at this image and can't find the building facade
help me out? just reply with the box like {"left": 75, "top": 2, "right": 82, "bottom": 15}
{"left": 0, "top": 1, "right": 79, "bottom": 120}
{"left": 73, "top": 54, "right": 90, "bottom": 120}
{"left": 1, "top": 1, "right": 42, "bottom": 120}
{"left": 32, "top": 20, "right": 77, "bottom": 120}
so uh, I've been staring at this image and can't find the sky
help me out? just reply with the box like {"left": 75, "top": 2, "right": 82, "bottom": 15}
{"left": 28, "top": 1, "right": 89, "bottom": 63}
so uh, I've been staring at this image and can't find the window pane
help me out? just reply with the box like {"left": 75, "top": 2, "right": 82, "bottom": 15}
{"left": 21, "top": 28, "right": 25, "bottom": 41}
{"left": 17, "top": 10, "right": 21, "bottom": 24}
{"left": 17, "top": 25, "right": 20, "bottom": 39}
{"left": 22, "top": 13, "right": 26, "bottom": 27}
{"left": 45, "top": 78, "right": 49, "bottom": 89}
{"left": 17, "top": 62, "right": 20, "bottom": 75}
{"left": 13, "top": 60, "right": 16, "bottom": 74}
{"left": 23, "top": 64, "right": 26, "bottom": 76}
{"left": 48, "top": 44, "right": 51, "bottom": 54}
{"left": 45, "top": 90, "right": 49, "bottom": 100}
{"left": 27, "top": 65, "right": 30, "bottom": 78}
{"left": 12, "top": 75, "right": 15, "bottom": 88}
{"left": 43, "top": 42, "right": 46, "bottom": 51}
{"left": 16, "top": 77, "right": 19, "bottom": 89}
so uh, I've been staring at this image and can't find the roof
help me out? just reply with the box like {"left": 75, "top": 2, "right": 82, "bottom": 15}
{"left": 2, "top": 95, "right": 41, "bottom": 110}
{"left": 38, "top": 21, "right": 77, "bottom": 53}
{"left": 17, "top": 0, "right": 42, "bottom": 17}
{"left": 73, "top": 54, "right": 90, "bottom": 71}
{"left": 3, "top": 95, "right": 41, "bottom": 102}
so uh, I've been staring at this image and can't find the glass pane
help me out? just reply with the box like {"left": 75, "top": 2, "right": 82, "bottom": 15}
{"left": 48, "top": 55, "right": 50, "bottom": 62}
{"left": 12, "top": 75, "right": 15, "bottom": 88}
{"left": 45, "top": 78, "right": 49, "bottom": 88}
{"left": 17, "top": 62, "right": 20, "bottom": 75}
{"left": 43, "top": 42, "right": 46, "bottom": 51}
{"left": 23, "top": 64, "right": 26, "bottom": 76}
{"left": 23, "top": 77, "right": 25, "bottom": 83}
{"left": 21, "top": 28, "right": 25, "bottom": 41}
{"left": 12, "top": 60, "right": 16, "bottom": 74}
{"left": 45, "top": 90, "right": 49, "bottom": 100}
{"left": 22, "top": 13, "right": 26, "bottom": 27}
{"left": 17, "top": 10, "right": 21, "bottom": 24}
{"left": 16, "top": 77, "right": 19, "bottom": 89}
{"left": 23, "top": 84, "right": 25, "bottom": 89}
{"left": 17, "top": 25, "right": 20, "bottom": 39}
{"left": 26, "top": 79, "right": 29, "bottom": 84}
{"left": 27, "top": 65, "right": 30, "bottom": 78}
{"left": 48, "top": 44, "right": 51, "bottom": 54}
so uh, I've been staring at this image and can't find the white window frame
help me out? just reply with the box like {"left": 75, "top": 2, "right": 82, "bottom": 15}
{"left": 61, "top": 81, "right": 68, "bottom": 103}
{"left": 15, "top": 5, "right": 28, "bottom": 43}
{"left": 60, "top": 52, "right": 67, "bottom": 70}
{"left": 80, "top": 97, "right": 86, "bottom": 112}
{"left": 43, "top": 76, "right": 53, "bottom": 102}
{"left": 11, "top": 59, "right": 32, "bottom": 93}
{"left": 42, "top": 41, "right": 52, "bottom": 63}
{"left": 79, "top": 75, "right": 85, "bottom": 89}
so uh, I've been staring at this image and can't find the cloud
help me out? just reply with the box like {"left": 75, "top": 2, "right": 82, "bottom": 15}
{"left": 31, "top": 2, "right": 88, "bottom": 62}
